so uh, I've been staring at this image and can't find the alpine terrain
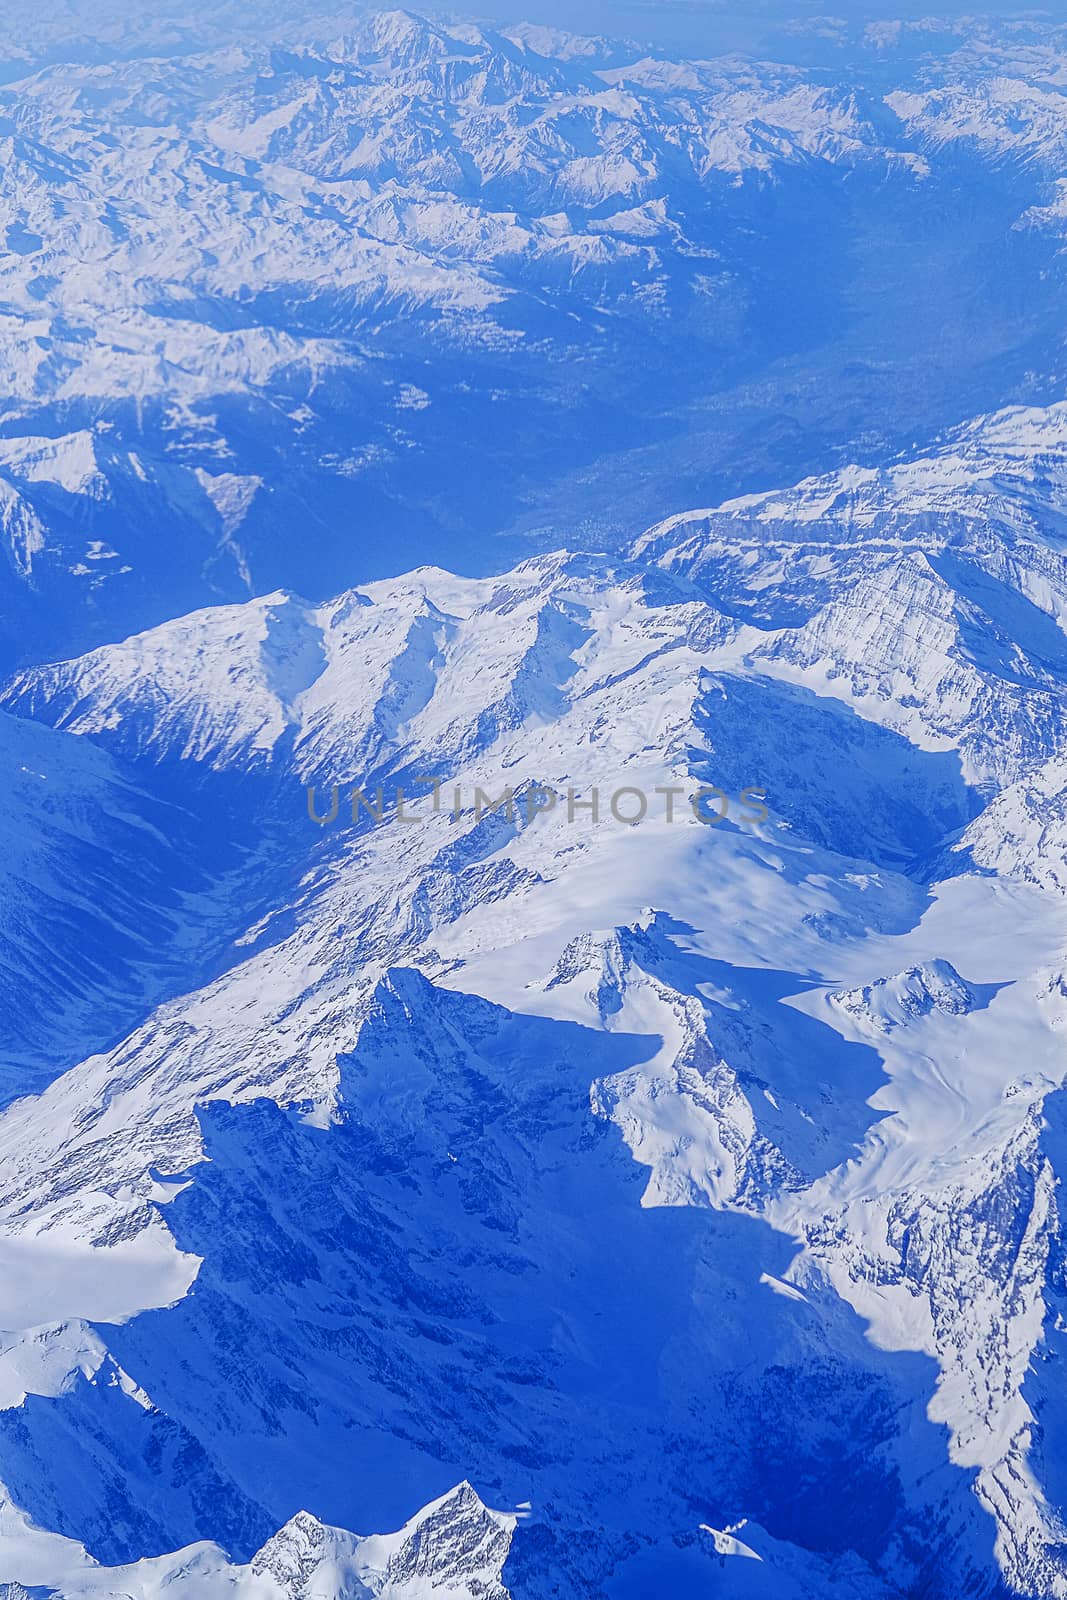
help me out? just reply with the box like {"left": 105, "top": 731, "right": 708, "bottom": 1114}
{"left": 1, "top": 3, "right": 1067, "bottom": 1599}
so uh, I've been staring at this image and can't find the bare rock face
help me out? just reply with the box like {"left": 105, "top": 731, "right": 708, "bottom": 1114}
{"left": 250, "top": 1510, "right": 367, "bottom": 1597}
{"left": 248, "top": 1484, "right": 515, "bottom": 1599}
{"left": 373, "top": 1483, "right": 514, "bottom": 1597}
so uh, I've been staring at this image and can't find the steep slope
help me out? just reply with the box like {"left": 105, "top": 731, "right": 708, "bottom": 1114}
{"left": 10, "top": 399, "right": 1067, "bottom": 808}
{"left": 957, "top": 751, "right": 1067, "bottom": 891}
{"left": 636, "top": 402, "right": 1067, "bottom": 788}
{"left": 2, "top": 410, "right": 1067, "bottom": 1593}
{"left": 6, "top": 7, "right": 1067, "bottom": 1596}
{"left": 0, "top": 971, "right": 1012, "bottom": 1599}
{"left": 0, "top": 706, "right": 272, "bottom": 1102}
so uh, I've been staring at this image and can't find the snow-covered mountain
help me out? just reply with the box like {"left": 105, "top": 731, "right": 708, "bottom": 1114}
{"left": 4, "top": 4, "right": 1067, "bottom": 663}
{"left": 0, "top": 388, "right": 1066, "bottom": 1595}
{"left": 4, "top": 5, "right": 1067, "bottom": 1598}
{"left": 0, "top": 1479, "right": 516, "bottom": 1598}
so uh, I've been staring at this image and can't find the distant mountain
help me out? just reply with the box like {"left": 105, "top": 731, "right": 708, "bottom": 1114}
{"left": 3, "top": 9, "right": 1067, "bottom": 662}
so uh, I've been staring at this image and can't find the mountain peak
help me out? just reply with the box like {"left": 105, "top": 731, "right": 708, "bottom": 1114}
{"left": 829, "top": 959, "right": 981, "bottom": 1035}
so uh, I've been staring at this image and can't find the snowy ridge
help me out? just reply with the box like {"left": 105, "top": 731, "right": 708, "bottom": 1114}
{"left": 3, "top": 15, "right": 1067, "bottom": 1579}
{"left": 10, "top": 398, "right": 1067, "bottom": 801}
{"left": 0, "top": 1480, "right": 515, "bottom": 1598}
{"left": 636, "top": 402, "right": 1067, "bottom": 788}
{"left": 1, "top": 405, "right": 1067, "bottom": 1592}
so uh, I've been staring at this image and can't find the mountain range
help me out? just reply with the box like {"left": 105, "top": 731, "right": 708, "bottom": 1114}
{"left": 5, "top": 5, "right": 1067, "bottom": 662}
{"left": 0, "top": 391, "right": 1065, "bottom": 1594}
{"left": 2, "top": 5, "right": 1067, "bottom": 1598}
